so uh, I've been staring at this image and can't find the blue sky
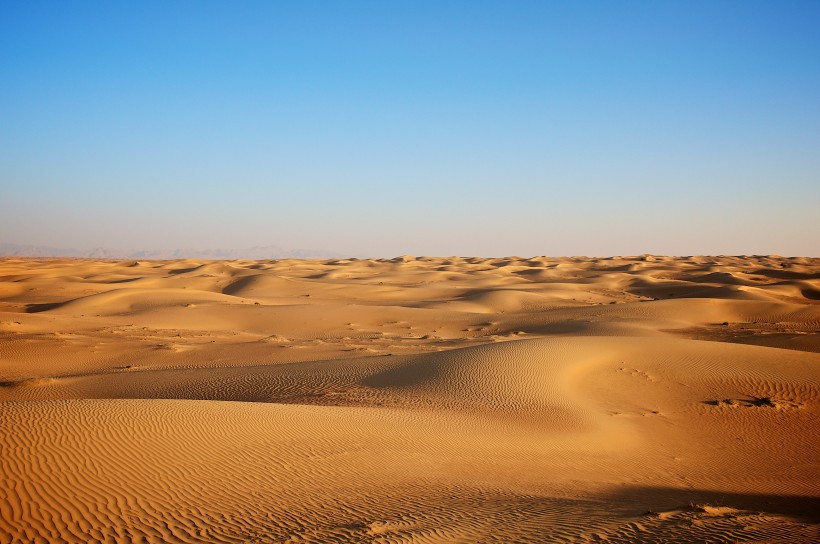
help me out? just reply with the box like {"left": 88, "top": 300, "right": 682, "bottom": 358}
{"left": 2, "top": 1, "right": 819, "bottom": 256}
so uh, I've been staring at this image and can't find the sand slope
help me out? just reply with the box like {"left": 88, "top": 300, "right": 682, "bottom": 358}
{"left": 1, "top": 255, "right": 818, "bottom": 542}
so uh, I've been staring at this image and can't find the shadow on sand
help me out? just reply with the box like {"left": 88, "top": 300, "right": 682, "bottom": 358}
{"left": 595, "top": 485, "right": 820, "bottom": 521}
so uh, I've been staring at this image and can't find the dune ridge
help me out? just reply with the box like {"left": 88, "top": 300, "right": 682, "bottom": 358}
{"left": 1, "top": 255, "right": 818, "bottom": 542}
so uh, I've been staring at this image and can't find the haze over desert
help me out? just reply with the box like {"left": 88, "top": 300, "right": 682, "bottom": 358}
{"left": 1, "top": 255, "right": 818, "bottom": 542}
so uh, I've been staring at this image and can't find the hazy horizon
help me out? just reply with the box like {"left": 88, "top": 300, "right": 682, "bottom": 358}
{"left": 2, "top": 1, "right": 819, "bottom": 256}
{"left": 2, "top": 241, "right": 819, "bottom": 260}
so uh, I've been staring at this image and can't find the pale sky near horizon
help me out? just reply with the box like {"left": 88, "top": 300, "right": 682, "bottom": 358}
{"left": 2, "top": 1, "right": 819, "bottom": 257}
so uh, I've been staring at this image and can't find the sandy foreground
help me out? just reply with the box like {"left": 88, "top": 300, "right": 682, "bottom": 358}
{"left": 0, "top": 255, "right": 818, "bottom": 543}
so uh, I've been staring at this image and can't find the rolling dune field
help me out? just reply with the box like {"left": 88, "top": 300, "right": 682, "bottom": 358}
{"left": 1, "top": 255, "right": 819, "bottom": 543}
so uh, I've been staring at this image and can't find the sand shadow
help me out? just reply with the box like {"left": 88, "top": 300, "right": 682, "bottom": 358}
{"left": 25, "top": 301, "right": 64, "bottom": 313}
{"left": 596, "top": 485, "right": 820, "bottom": 521}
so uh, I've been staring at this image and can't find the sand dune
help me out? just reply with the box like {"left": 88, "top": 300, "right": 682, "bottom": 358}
{"left": 1, "top": 255, "right": 818, "bottom": 542}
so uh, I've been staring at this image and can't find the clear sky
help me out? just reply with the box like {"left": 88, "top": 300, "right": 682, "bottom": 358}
{"left": 2, "top": 1, "right": 819, "bottom": 257}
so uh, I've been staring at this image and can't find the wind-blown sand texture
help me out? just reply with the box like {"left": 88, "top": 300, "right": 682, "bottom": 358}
{"left": 1, "top": 255, "right": 818, "bottom": 543}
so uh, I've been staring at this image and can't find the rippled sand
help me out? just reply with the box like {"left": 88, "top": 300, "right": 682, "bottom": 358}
{"left": 1, "top": 255, "right": 818, "bottom": 542}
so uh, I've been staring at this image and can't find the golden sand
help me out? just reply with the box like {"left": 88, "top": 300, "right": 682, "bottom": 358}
{"left": 1, "top": 255, "right": 818, "bottom": 542}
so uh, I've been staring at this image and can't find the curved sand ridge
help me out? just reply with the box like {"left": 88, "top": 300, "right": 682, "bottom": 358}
{"left": 1, "top": 255, "right": 819, "bottom": 542}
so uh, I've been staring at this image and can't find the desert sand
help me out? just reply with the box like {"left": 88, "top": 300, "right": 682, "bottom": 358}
{"left": 1, "top": 255, "right": 818, "bottom": 543}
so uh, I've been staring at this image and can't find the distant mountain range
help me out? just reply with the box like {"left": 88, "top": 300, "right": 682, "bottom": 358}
{"left": 0, "top": 243, "right": 344, "bottom": 260}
